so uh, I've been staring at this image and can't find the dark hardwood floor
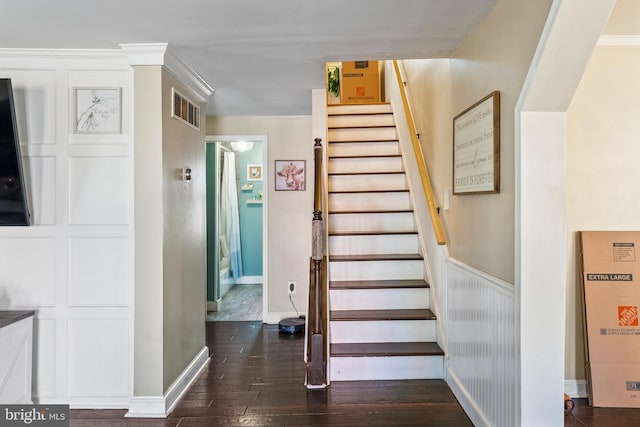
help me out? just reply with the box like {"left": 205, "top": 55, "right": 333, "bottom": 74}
{"left": 69, "top": 321, "right": 472, "bottom": 426}
{"left": 565, "top": 398, "right": 640, "bottom": 426}
{"left": 67, "top": 321, "right": 640, "bottom": 426}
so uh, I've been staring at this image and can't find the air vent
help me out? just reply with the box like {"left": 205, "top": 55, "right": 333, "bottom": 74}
{"left": 171, "top": 88, "right": 200, "bottom": 130}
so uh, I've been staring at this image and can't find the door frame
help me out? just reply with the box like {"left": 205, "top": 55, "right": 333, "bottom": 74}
{"left": 205, "top": 134, "right": 268, "bottom": 319}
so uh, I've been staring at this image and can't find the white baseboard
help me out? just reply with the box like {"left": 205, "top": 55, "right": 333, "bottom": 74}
{"left": 66, "top": 396, "right": 130, "bottom": 409}
{"left": 446, "top": 367, "right": 492, "bottom": 427}
{"left": 125, "top": 396, "right": 165, "bottom": 418}
{"left": 236, "top": 276, "right": 263, "bottom": 285}
{"left": 126, "top": 346, "right": 209, "bottom": 418}
{"left": 164, "top": 346, "right": 210, "bottom": 415}
{"left": 565, "top": 379, "right": 588, "bottom": 398}
{"left": 263, "top": 311, "right": 305, "bottom": 324}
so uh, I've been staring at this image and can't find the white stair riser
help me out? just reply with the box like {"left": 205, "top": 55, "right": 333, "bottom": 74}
{"left": 329, "top": 173, "right": 406, "bottom": 192}
{"left": 329, "top": 234, "right": 419, "bottom": 255}
{"left": 329, "top": 127, "right": 397, "bottom": 142}
{"left": 330, "top": 260, "right": 423, "bottom": 281}
{"left": 329, "top": 212, "right": 416, "bottom": 233}
{"left": 328, "top": 141, "right": 400, "bottom": 157}
{"left": 329, "top": 192, "right": 411, "bottom": 212}
{"left": 328, "top": 104, "right": 392, "bottom": 115}
{"left": 330, "top": 355, "right": 444, "bottom": 381}
{"left": 328, "top": 114, "right": 395, "bottom": 128}
{"left": 329, "top": 288, "right": 430, "bottom": 310}
{"left": 330, "top": 320, "right": 436, "bottom": 343}
{"left": 328, "top": 157, "right": 403, "bottom": 174}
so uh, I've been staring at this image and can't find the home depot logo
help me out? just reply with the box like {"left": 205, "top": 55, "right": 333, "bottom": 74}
{"left": 619, "top": 306, "right": 639, "bottom": 326}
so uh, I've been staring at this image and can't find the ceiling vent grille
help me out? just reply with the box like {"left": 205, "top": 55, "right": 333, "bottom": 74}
{"left": 171, "top": 88, "right": 200, "bottom": 130}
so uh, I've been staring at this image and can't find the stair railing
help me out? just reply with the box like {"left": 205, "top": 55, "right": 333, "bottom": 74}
{"left": 306, "top": 137, "right": 328, "bottom": 387}
{"left": 392, "top": 60, "right": 446, "bottom": 245}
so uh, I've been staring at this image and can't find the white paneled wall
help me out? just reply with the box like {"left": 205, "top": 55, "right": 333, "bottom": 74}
{"left": 0, "top": 51, "right": 133, "bottom": 407}
{"left": 446, "top": 259, "right": 517, "bottom": 427}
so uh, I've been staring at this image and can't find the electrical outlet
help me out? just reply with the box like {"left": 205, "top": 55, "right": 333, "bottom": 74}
{"left": 287, "top": 281, "right": 296, "bottom": 295}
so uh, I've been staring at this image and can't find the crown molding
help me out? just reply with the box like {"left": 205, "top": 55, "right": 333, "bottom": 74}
{"left": 0, "top": 48, "right": 126, "bottom": 58}
{"left": 597, "top": 35, "right": 640, "bottom": 46}
{"left": 0, "top": 48, "right": 131, "bottom": 71}
{"left": 119, "top": 43, "right": 214, "bottom": 103}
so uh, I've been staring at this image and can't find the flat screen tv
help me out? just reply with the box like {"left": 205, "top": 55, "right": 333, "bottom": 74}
{"left": 0, "top": 78, "right": 30, "bottom": 225}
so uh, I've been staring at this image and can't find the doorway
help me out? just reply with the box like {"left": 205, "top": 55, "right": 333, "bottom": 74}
{"left": 205, "top": 135, "right": 267, "bottom": 321}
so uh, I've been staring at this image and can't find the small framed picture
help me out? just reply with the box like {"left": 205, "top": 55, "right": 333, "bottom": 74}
{"left": 247, "top": 164, "right": 263, "bottom": 181}
{"left": 74, "top": 87, "right": 121, "bottom": 134}
{"left": 275, "top": 160, "right": 305, "bottom": 191}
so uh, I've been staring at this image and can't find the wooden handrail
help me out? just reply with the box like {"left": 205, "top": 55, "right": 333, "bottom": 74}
{"left": 392, "top": 60, "right": 446, "bottom": 245}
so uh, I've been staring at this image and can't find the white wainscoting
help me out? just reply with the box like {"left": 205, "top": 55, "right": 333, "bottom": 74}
{"left": 0, "top": 50, "right": 134, "bottom": 408}
{"left": 446, "top": 258, "right": 517, "bottom": 427}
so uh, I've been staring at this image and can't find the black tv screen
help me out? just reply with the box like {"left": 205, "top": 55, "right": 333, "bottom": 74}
{"left": 0, "top": 78, "right": 30, "bottom": 225}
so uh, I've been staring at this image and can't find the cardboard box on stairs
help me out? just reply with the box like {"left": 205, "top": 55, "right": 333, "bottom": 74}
{"left": 341, "top": 60, "right": 381, "bottom": 104}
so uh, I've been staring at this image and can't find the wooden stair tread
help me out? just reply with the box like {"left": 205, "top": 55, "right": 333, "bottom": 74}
{"left": 329, "top": 230, "right": 417, "bottom": 236}
{"left": 328, "top": 138, "right": 398, "bottom": 144}
{"left": 331, "top": 342, "right": 443, "bottom": 357}
{"left": 328, "top": 139, "right": 399, "bottom": 144}
{"left": 329, "top": 154, "right": 401, "bottom": 159}
{"left": 327, "top": 112, "right": 393, "bottom": 117}
{"left": 328, "top": 171, "right": 405, "bottom": 176}
{"left": 329, "top": 102, "right": 390, "bottom": 105}
{"left": 329, "top": 209, "right": 413, "bottom": 214}
{"left": 329, "top": 125, "right": 394, "bottom": 130}
{"left": 330, "top": 309, "right": 436, "bottom": 321}
{"left": 329, "top": 125, "right": 396, "bottom": 129}
{"left": 329, "top": 189, "right": 409, "bottom": 194}
{"left": 330, "top": 253, "right": 423, "bottom": 262}
{"left": 327, "top": 110, "right": 393, "bottom": 117}
{"left": 330, "top": 342, "right": 444, "bottom": 357}
{"left": 330, "top": 279, "right": 429, "bottom": 289}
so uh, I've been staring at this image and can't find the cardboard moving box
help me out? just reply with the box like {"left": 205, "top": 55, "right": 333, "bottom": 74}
{"left": 341, "top": 60, "right": 381, "bottom": 104}
{"left": 580, "top": 231, "right": 640, "bottom": 408}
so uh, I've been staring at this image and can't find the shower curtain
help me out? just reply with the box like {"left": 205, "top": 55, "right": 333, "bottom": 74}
{"left": 220, "top": 151, "right": 243, "bottom": 281}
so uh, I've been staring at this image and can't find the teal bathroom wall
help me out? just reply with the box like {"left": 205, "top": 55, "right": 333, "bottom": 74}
{"left": 238, "top": 142, "right": 263, "bottom": 276}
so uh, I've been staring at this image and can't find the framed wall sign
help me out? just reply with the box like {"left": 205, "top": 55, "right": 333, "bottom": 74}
{"left": 275, "top": 160, "right": 305, "bottom": 191}
{"left": 74, "top": 87, "right": 122, "bottom": 134}
{"left": 453, "top": 91, "right": 500, "bottom": 195}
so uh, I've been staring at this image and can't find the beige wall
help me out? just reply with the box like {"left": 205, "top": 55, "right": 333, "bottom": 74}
{"left": 161, "top": 70, "right": 207, "bottom": 390}
{"left": 402, "top": 0, "right": 553, "bottom": 283}
{"left": 206, "top": 116, "right": 313, "bottom": 318}
{"left": 603, "top": 0, "right": 640, "bottom": 34}
{"left": 566, "top": 45, "right": 640, "bottom": 380}
{"left": 133, "top": 66, "right": 165, "bottom": 396}
{"left": 564, "top": 0, "right": 640, "bottom": 383}
{"left": 133, "top": 66, "right": 207, "bottom": 395}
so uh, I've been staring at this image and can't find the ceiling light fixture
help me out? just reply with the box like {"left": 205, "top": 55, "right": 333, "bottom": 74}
{"left": 230, "top": 141, "right": 254, "bottom": 152}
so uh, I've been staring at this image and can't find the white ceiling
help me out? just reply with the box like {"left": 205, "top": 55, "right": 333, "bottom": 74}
{"left": 1, "top": 0, "right": 495, "bottom": 116}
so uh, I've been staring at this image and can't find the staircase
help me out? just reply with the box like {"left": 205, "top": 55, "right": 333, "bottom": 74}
{"left": 326, "top": 103, "right": 444, "bottom": 381}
